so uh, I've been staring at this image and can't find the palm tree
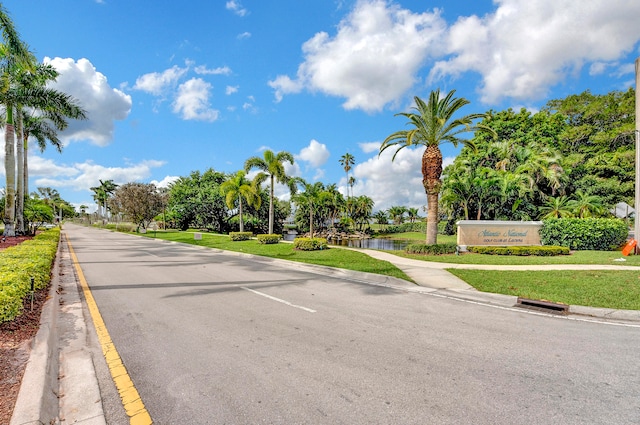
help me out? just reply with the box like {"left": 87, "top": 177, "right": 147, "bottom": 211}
{"left": 1, "top": 7, "right": 35, "bottom": 236}
{"left": 538, "top": 196, "right": 573, "bottom": 219}
{"left": 220, "top": 170, "right": 261, "bottom": 232}
{"left": 380, "top": 89, "right": 495, "bottom": 244}
{"left": 387, "top": 206, "right": 407, "bottom": 224}
{"left": 339, "top": 153, "right": 355, "bottom": 198}
{"left": 292, "top": 180, "right": 325, "bottom": 237}
{"left": 372, "top": 210, "right": 388, "bottom": 229}
{"left": 14, "top": 63, "right": 86, "bottom": 234}
{"left": 244, "top": 149, "right": 295, "bottom": 234}
{"left": 351, "top": 195, "right": 374, "bottom": 231}
{"left": 567, "top": 190, "right": 604, "bottom": 218}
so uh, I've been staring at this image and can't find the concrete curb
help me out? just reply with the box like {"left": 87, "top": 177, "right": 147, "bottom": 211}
{"left": 10, "top": 242, "right": 62, "bottom": 425}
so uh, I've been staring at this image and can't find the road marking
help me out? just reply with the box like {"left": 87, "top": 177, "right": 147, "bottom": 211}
{"left": 66, "top": 234, "right": 153, "bottom": 425}
{"left": 241, "top": 286, "right": 317, "bottom": 313}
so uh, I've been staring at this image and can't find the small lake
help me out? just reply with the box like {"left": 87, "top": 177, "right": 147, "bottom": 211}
{"left": 283, "top": 233, "right": 410, "bottom": 251}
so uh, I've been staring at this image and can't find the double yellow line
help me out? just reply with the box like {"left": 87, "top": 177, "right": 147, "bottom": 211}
{"left": 66, "top": 234, "right": 153, "bottom": 425}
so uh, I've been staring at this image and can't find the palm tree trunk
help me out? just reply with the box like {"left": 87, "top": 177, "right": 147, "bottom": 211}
{"left": 3, "top": 119, "right": 16, "bottom": 236}
{"left": 268, "top": 175, "right": 274, "bottom": 234}
{"left": 15, "top": 109, "right": 24, "bottom": 234}
{"left": 422, "top": 145, "right": 443, "bottom": 245}
{"left": 238, "top": 198, "right": 244, "bottom": 232}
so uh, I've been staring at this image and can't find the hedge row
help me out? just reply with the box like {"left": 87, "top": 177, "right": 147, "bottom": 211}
{"left": 467, "top": 245, "right": 570, "bottom": 256}
{"left": 0, "top": 228, "right": 60, "bottom": 323}
{"left": 293, "top": 237, "right": 328, "bottom": 251}
{"left": 405, "top": 243, "right": 458, "bottom": 255}
{"left": 540, "top": 218, "right": 627, "bottom": 250}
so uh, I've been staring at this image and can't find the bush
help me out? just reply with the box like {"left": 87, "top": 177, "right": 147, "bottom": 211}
{"left": 540, "top": 218, "right": 628, "bottom": 250}
{"left": 0, "top": 229, "right": 60, "bottom": 323}
{"left": 229, "top": 232, "right": 253, "bottom": 241}
{"left": 377, "top": 222, "right": 426, "bottom": 234}
{"left": 257, "top": 234, "right": 281, "bottom": 244}
{"left": 293, "top": 237, "right": 328, "bottom": 251}
{"left": 405, "top": 243, "right": 458, "bottom": 255}
{"left": 467, "top": 245, "right": 569, "bottom": 256}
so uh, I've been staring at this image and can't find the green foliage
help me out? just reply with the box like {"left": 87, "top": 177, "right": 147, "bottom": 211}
{"left": 293, "top": 237, "right": 328, "bottom": 251}
{"left": 378, "top": 222, "right": 426, "bottom": 234}
{"left": 467, "top": 245, "right": 569, "bottom": 256}
{"left": 0, "top": 228, "right": 59, "bottom": 323}
{"left": 256, "top": 234, "right": 281, "bottom": 244}
{"left": 405, "top": 243, "right": 458, "bottom": 255}
{"left": 540, "top": 218, "right": 628, "bottom": 250}
{"left": 229, "top": 232, "right": 253, "bottom": 241}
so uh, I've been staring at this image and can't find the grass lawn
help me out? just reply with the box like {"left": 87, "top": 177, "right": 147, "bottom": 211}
{"left": 141, "top": 230, "right": 413, "bottom": 282}
{"left": 448, "top": 269, "right": 640, "bottom": 310}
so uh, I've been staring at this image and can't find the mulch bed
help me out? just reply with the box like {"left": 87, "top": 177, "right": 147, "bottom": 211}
{"left": 0, "top": 234, "right": 49, "bottom": 424}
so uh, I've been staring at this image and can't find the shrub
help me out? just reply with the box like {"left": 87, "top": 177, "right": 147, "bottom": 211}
{"left": 0, "top": 228, "right": 60, "bottom": 323}
{"left": 377, "top": 222, "right": 426, "bottom": 234}
{"left": 405, "top": 243, "right": 458, "bottom": 255}
{"left": 229, "top": 232, "right": 252, "bottom": 241}
{"left": 467, "top": 245, "right": 569, "bottom": 256}
{"left": 293, "top": 237, "right": 328, "bottom": 251}
{"left": 540, "top": 218, "right": 628, "bottom": 250}
{"left": 257, "top": 234, "right": 281, "bottom": 244}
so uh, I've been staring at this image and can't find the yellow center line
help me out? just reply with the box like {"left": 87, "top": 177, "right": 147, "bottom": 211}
{"left": 65, "top": 233, "right": 153, "bottom": 425}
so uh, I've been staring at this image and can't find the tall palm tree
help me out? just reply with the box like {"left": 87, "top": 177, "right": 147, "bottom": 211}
{"left": 244, "top": 149, "right": 295, "bottom": 234}
{"left": 220, "top": 170, "right": 261, "bottom": 232}
{"left": 339, "top": 153, "right": 355, "bottom": 198}
{"left": 14, "top": 63, "right": 86, "bottom": 234}
{"left": 380, "top": 89, "right": 495, "bottom": 244}
{"left": 387, "top": 205, "right": 407, "bottom": 224}
{"left": 1, "top": 6, "right": 35, "bottom": 236}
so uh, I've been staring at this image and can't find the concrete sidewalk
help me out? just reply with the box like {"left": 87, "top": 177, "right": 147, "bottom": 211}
{"left": 10, "top": 236, "right": 640, "bottom": 424}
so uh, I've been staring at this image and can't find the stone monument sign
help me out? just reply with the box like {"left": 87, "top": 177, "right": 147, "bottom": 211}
{"left": 457, "top": 220, "right": 543, "bottom": 249}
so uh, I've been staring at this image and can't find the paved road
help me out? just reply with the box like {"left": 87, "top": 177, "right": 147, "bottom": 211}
{"left": 65, "top": 225, "right": 640, "bottom": 425}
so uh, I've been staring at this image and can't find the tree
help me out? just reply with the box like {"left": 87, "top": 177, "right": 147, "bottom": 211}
{"left": 14, "top": 63, "right": 86, "bottom": 233}
{"left": 380, "top": 89, "right": 494, "bottom": 244}
{"left": 339, "top": 153, "right": 355, "bottom": 199}
{"left": 292, "top": 180, "right": 326, "bottom": 237}
{"left": 244, "top": 149, "right": 295, "bottom": 234}
{"left": 567, "top": 190, "right": 604, "bottom": 218}
{"left": 220, "top": 170, "right": 261, "bottom": 232}
{"left": 372, "top": 210, "right": 388, "bottom": 228}
{"left": 387, "top": 206, "right": 407, "bottom": 224}
{"left": 351, "top": 195, "right": 374, "bottom": 231}
{"left": 538, "top": 196, "right": 573, "bottom": 219}
{"left": 407, "top": 207, "right": 419, "bottom": 223}
{"left": 1, "top": 5, "right": 35, "bottom": 236}
{"left": 111, "top": 183, "right": 165, "bottom": 231}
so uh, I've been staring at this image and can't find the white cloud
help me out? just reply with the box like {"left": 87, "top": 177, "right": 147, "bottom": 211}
{"left": 429, "top": 0, "right": 640, "bottom": 104}
{"left": 297, "top": 139, "right": 330, "bottom": 168}
{"left": 269, "top": 0, "right": 446, "bottom": 111}
{"left": 195, "top": 65, "right": 232, "bottom": 76}
{"left": 226, "top": 85, "right": 239, "bottom": 95}
{"left": 44, "top": 57, "right": 132, "bottom": 147}
{"left": 133, "top": 65, "right": 188, "bottom": 95}
{"left": 359, "top": 141, "right": 380, "bottom": 153}
{"left": 226, "top": 0, "right": 248, "bottom": 17}
{"left": 151, "top": 175, "right": 180, "bottom": 188}
{"left": 32, "top": 158, "right": 165, "bottom": 193}
{"left": 237, "top": 32, "right": 251, "bottom": 40}
{"left": 173, "top": 78, "right": 220, "bottom": 121}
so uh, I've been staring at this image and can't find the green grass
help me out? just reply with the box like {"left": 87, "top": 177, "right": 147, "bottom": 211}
{"left": 448, "top": 269, "right": 640, "bottom": 310}
{"left": 142, "top": 230, "right": 413, "bottom": 282}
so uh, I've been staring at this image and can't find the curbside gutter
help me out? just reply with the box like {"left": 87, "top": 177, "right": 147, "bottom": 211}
{"left": 10, "top": 242, "right": 62, "bottom": 425}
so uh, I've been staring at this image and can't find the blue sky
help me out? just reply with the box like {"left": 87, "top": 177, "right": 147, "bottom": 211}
{"left": 3, "top": 0, "right": 640, "bottom": 213}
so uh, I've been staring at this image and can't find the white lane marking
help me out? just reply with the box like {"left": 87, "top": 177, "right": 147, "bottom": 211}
{"left": 241, "top": 286, "right": 317, "bottom": 313}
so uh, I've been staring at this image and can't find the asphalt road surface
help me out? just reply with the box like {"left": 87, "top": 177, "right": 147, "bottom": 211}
{"left": 64, "top": 224, "right": 640, "bottom": 425}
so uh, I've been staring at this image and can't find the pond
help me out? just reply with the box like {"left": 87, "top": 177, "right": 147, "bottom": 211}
{"left": 283, "top": 233, "right": 410, "bottom": 251}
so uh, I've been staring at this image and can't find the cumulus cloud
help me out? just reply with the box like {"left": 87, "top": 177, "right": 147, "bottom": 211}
{"left": 269, "top": 0, "right": 446, "bottom": 111}
{"left": 133, "top": 65, "right": 188, "bottom": 95}
{"left": 195, "top": 65, "right": 232, "bottom": 76}
{"left": 31, "top": 158, "right": 165, "bottom": 193}
{"left": 151, "top": 175, "right": 180, "bottom": 188}
{"left": 429, "top": 0, "right": 640, "bottom": 104}
{"left": 226, "top": 85, "right": 239, "bottom": 95}
{"left": 297, "top": 139, "right": 330, "bottom": 168}
{"left": 173, "top": 78, "right": 220, "bottom": 121}
{"left": 44, "top": 57, "right": 132, "bottom": 147}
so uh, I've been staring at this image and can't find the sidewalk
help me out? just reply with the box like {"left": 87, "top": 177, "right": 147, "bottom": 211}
{"left": 10, "top": 236, "right": 640, "bottom": 424}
